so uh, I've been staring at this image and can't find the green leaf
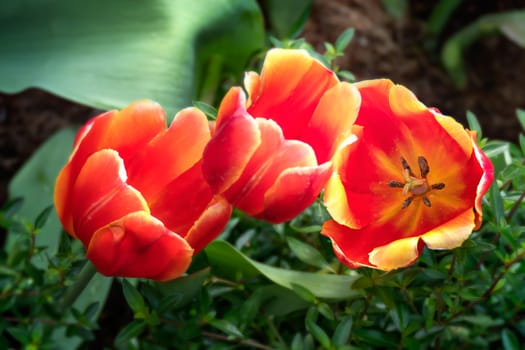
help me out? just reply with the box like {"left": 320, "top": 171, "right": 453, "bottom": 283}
{"left": 0, "top": 0, "right": 264, "bottom": 117}
{"left": 501, "top": 328, "right": 520, "bottom": 350}
{"left": 466, "top": 110, "right": 482, "bottom": 140}
{"left": 305, "top": 320, "right": 331, "bottom": 349}
{"left": 517, "top": 109, "right": 525, "bottom": 131}
{"left": 7, "top": 128, "right": 76, "bottom": 267}
{"left": 121, "top": 279, "right": 147, "bottom": 315}
{"left": 156, "top": 268, "right": 210, "bottom": 309}
{"left": 33, "top": 205, "right": 54, "bottom": 231}
{"left": 114, "top": 320, "right": 147, "bottom": 348}
{"left": 260, "top": 0, "right": 312, "bottom": 39}
{"left": 335, "top": 28, "right": 355, "bottom": 53}
{"left": 332, "top": 315, "right": 353, "bottom": 346}
{"left": 192, "top": 101, "right": 217, "bottom": 120}
{"left": 208, "top": 319, "right": 244, "bottom": 339}
{"left": 287, "top": 237, "right": 333, "bottom": 271}
{"left": 205, "top": 240, "right": 360, "bottom": 300}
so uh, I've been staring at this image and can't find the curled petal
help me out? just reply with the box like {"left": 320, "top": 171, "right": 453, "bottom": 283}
{"left": 259, "top": 162, "right": 332, "bottom": 223}
{"left": 87, "top": 212, "right": 193, "bottom": 281}
{"left": 368, "top": 236, "right": 423, "bottom": 271}
{"left": 71, "top": 149, "right": 149, "bottom": 246}
{"left": 470, "top": 132, "right": 494, "bottom": 229}
{"left": 184, "top": 196, "right": 233, "bottom": 253}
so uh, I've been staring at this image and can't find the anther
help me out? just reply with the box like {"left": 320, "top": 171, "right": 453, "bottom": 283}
{"left": 401, "top": 197, "right": 413, "bottom": 209}
{"left": 388, "top": 181, "right": 405, "bottom": 188}
{"left": 422, "top": 196, "right": 432, "bottom": 207}
{"left": 400, "top": 157, "right": 414, "bottom": 176}
{"left": 431, "top": 183, "right": 445, "bottom": 190}
{"left": 418, "top": 156, "right": 430, "bottom": 178}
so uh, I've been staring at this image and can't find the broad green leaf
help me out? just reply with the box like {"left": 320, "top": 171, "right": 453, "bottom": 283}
{"left": 332, "top": 316, "right": 353, "bottom": 347}
{"left": 305, "top": 319, "right": 331, "bottom": 349}
{"left": 205, "top": 240, "right": 360, "bottom": 300}
{"left": 0, "top": 0, "right": 264, "bottom": 117}
{"left": 7, "top": 128, "right": 76, "bottom": 264}
{"left": 287, "top": 237, "right": 333, "bottom": 271}
{"left": 260, "top": 0, "right": 312, "bottom": 39}
{"left": 155, "top": 268, "right": 210, "bottom": 309}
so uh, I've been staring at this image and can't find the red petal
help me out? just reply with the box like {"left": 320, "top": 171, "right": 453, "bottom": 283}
{"left": 87, "top": 212, "right": 193, "bottom": 281}
{"left": 71, "top": 150, "right": 148, "bottom": 246}
{"left": 149, "top": 161, "right": 214, "bottom": 235}
{"left": 184, "top": 196, "right": 233, "bottom": 253}
{"left": 126, "top": 107, "right": 210, "bottom": 201}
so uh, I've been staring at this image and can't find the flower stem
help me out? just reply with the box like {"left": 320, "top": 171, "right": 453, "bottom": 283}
{"left": 60, "top": 261, "right": 98, "bottom": 311}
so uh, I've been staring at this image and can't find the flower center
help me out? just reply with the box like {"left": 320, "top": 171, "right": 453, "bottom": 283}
{"left": 388, "top": 156, "right": 445, "bottom": 208}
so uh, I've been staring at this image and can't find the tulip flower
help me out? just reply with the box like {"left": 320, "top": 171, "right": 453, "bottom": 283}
{"left": 202, "top": 48, "right": 360, "bottom": 223}
{"left": 322, "top": 79, "right": 494, "bottom": 270}
{"left": 54, "top": 101, "right": 232, "bottom": 281}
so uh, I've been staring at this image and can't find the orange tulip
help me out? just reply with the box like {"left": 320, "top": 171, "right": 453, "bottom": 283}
{"left": 202, "top": 49, "right": 360, "bottom": 223}
{"left": 54, "top": 101, "right": 232, "bottom": 281}
{"left": 322, "top": 79, "right": 494, "bottom": 270}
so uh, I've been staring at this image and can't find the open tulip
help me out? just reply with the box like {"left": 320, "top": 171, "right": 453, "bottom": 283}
{"left": 322, "top": 79, "right": 494, "bottom": 270}
{"left": 54, "top": 101, "right": 232, "bottom": 281}
{"left": 202, "top": 48, "right": 360, "bottom": 223}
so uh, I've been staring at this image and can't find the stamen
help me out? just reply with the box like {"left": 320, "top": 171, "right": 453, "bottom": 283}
{"left": 400, "top": 157, "right": 414, "bottom": 177}
{"left": 388, "top": 181, "right": 404, "bottom": 188}
{"left": 431, "top": 183, "right": 445, "bottom": 190}
{"left": 418, "top": 156, "right": 429, "bottom": 178}
{"left": 401, "top": 197, "right": 413, "bottom": 209}
{"left": 422, "top": 196, "right": 432, "bottom": 207}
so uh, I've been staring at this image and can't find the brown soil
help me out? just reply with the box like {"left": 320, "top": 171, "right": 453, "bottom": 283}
{"left": 1, "top": 0, "right": 524, "bottom": 203}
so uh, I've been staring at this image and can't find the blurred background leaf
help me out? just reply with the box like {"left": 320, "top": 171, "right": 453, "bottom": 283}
{"left": 0, "top": 0, "right": 264, "bottom": 117}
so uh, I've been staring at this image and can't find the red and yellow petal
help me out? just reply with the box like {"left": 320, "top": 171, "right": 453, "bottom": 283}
{"left": 234, "top": 131, "right": 319, "bottom": 215}
{"left": 259, "top": 162, "right": 332, "bottom": 223}
{"left": 71, "top": 149, "right": 149, "bottom": 246}
{"left": 246, "top": 49, "right": 339, "bottom": 140}
{"left": 368, "top": 236, "right": 424, "bottom": 270}
{"left": 421, "top": 209, "right": 476, "bottom": 249}
{"left": 184, "top": 196, "right": 233, "bottom": 253}
{"left": 126, "top": 107, "right": 210, "bottom": 201}
{"left": 55, "top": 101, "right": 166, "bottom": 229}
{"left": 87, "top": 211, "right": 193, "bottom": 281}
{"left": 203, "top": 88, "right": 261, "bottom": 194}
{"left": 470, "top": 132, "right": 494, "bottom": 229}
{"left": 299, "top": 82, "right": 361, "bottom": 164}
